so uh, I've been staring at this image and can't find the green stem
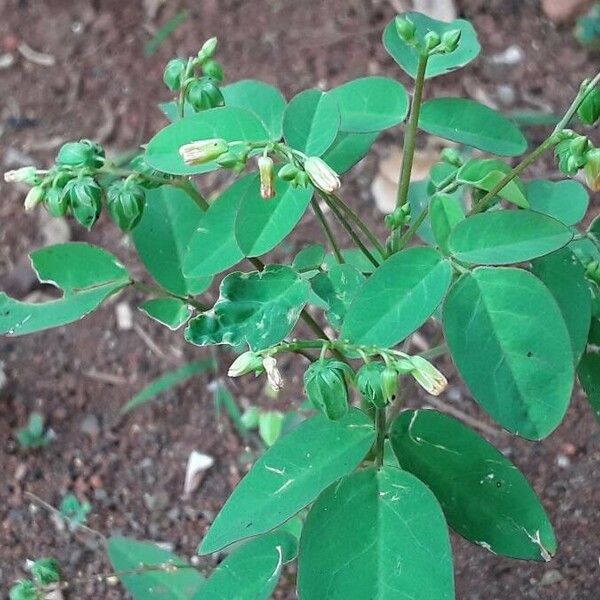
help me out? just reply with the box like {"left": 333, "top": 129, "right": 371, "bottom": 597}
{"left": 418, "top": 343, "right": 448, "bottom": 360}
{"left": 374, "top": 408, "right": 387, "bottom": 468}
{"left": 311, "top": 197, "right": 344, "bottom": 264}
{"left": 177, "top": 178, "right": 210, "bottom": 210}
{"left": 394, "top": 206, "right": 429, "bottom": 252}
{"left": 132, "top": 281, "right": 207, "bottom": 310}
{"left": 389, "top": 52, "right": 429, "bottom": 253}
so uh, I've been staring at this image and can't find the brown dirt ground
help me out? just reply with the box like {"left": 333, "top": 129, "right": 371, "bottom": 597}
{"left": 0, "top": 0, "right": 599, "bottom": 598}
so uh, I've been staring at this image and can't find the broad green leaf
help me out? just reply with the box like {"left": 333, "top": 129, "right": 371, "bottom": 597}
{"left": 298, "top": 466, "right": 454, "bottom": 600}
{"left": 342, "top": 247, "right": 452, "bottom": 347}
{"left": 185, "top": 265, "right": 309, "bottom": 351}
{"left": 456, "top": 159, "right": 529, "bottom": 208}
{"left": 283, "top": 90, "right": 340, "bottom": 155}
{"left": 107, "top": 536, "right": 204, "bottom": 599}
{"left": 199, "top": 409, "right": 375, "bottom": 554}
{"left": 531, "top": 249, "right": 591, "bottom": 363}
{"left": 323, "top": 247, "right": 385, "bottom": 274}
{"left": 195, "top": 533, "right": 293, "bottom": 600}
{"left": 328, "top": 77, "right": 409, "bottom": 133}
{"left": 0, "top": 243, "right": 129, "bottom": 336}
{"left": 184, "top": 177, "right": 248, "bottom": 279}
{"left": 222, "top": 79, "right": 286, "bottom": 140}
{"left": 235, "top": 173, "right": 314, "bottom": 257}
{"left": 158, "top": 101, "right": 193, "bottom": 123}
{"left": 121, "top": 359, "right": 215, "bottom": 415}
{"left": 443, "top": 267, "right": 574, "bottom": 439}
{"left": 145, "top": 107, "right": 269, "bottom": 175}
{"left": 311, "top": 264, "right": 365, "bottom": 329}
{"left": 133, "top": 185, "right": 211, "bottom": 296}
{"left": 390, "top": 410, "right": 557, "bottom": 561}
{"left": 448, "top": 210, "right": 573, "bottom": 265}
{"left": 292, "top": 244, "right": 325, "bottom": 272}
{"left": 569, "top": 237, "right": 600, "bottom": 265}
{"left": 430, "top": 193, "right": 465, "bottom": 254}
{"left": 140, "top": 298, "right": 192, "bottom": 330}
{"left": 383, "top": 11, "right": 480, "bottom": 79}
{"left": 321, "top": 131, "right": 380, "bottom": 174}
{"left": 578, "top": 351, "right": 600, "bottom": 423}
{"left": 526, "top": 179, "right": 589, "bottom": 226}
{"left": 419, "top": 98, "right": 527, "bottom": 156}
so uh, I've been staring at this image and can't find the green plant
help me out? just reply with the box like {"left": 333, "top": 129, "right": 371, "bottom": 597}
{"left": 58, "top": 493, "right": 91, "bottom": 527}
{"left": 15, "top": 412, "right": 52, "bottom": 450}
{"left": 3, "top": 10, "right": 600, "bottom": 599}
{"left": 9, "top": 557, "right": 61, "bottom": 600}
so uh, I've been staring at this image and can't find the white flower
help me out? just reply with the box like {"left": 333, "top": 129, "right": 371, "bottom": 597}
{"left": 258, "top": 155, "right": 275, "bottom": 199}
{"left": 262, "top": 356, "right": 284, "bottom": 391}
{"left": 228, "top": 351, "right": 263, "bottom": 377}
{"left": 409, "top": 355, "right": 447, "bottom": 396}
{"left": 179, "top": 138, "right": 229, "bottom": 165}
{"left": 304, "top": 157, "right": 341, "bottom": 193}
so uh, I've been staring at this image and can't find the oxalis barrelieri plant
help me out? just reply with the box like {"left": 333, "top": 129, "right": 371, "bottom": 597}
{"left": 4, "top": 10, "right": 600, "bottom": 600}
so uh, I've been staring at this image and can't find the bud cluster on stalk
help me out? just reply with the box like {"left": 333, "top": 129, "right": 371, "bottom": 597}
{"left": 395, "top": 15, "right": 462, "bottom": 56}
{"left": 554, "top": 130, "right": 600, "bottom": 191}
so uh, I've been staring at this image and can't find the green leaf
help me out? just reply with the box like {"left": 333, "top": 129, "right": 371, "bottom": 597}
{"left": 292, "top": 244, "right": 325, "bottom": 272}
{"left": 578, "top": 351, "right": 600, "bottom": 423}
{"left": 195, "top": 533, "right": 292, "bottom": 600}
{"left": 419, "top": 98, "right": 527, "bottom": 156}
{"left": 448, "top": 210, "right": 573, "bottom": 265}
{"left": 107, "top": 537, "right": 204, "bottom": 599}
{"left": 144, "top": 9, "right": 188, "bottom": 56}
{"left": 390, "top": 410, "right": 557, "bottom": 561}
{"left": 321, "top": 131, "right": 380, "bottom": 174}
{"left": 1, "top": 243, "right": 129, "bottom": 336}
{"left": 199, "top": 409, "right": 375, "bottom": 554}
{"left": 443, "top": 267, "right": 574, "bottom": 439}
{"left": 430, "top": 193, "right": 465, "bottom": 254}
{"left": 140, "top": 298, "right": 192, "bottom": 331}
{"left": 311, "top": 264, "right": 365, "bottom": 329}
{"left": 235, "top": 173, "right": 314, "bottom": 257}
{"left": 323, "top": 247, "right": 385, "bottom": 274}
{"left": 525, "top": 179, "right": 589, "bottom": 226}
{"left": 283, "top": 90, "right": 340, "bottom": 155}
{"left": 185, "top": 265, "right": 309, "bottom": 351}
{"left": 133, "top": 185, "right": 211, "bottom": 296}
{"left": 383, "top": 11, "right": 480, "bottom": 79}
{"left": 456, "top": 159, "right": 529, "bottom": 208}
{"left": 328, "top": 76, "right": 409, "bottom": 133}
{"left": 298, "top": 466, "right": 454, "bottom": 600}
{"left": 145, "top": 107, "right": 268, "bottom": 175}
{"left": 183, "top": 177, "right": 248, "bottom": 279}
{"left": 222, "top": 79, "right": 286, "bottom": 140}
{"left": 531, "top": 249, "right": 592, "bottom": 364}
{"left": 342, "top": 247, "right": 452, "bottom": 347}
{"left": 121, "top": 359, "right": 216, "bottom": 415}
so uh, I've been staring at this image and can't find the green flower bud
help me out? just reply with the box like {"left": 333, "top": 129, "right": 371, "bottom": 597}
{"left": 4, "top": 166, "right": 40, "bottom": 185}
{"left": 198, "top": 37, "right": 218, "bottom": 62}
{"left": 293, "top": 171, "right": 311, "bottom": 188}
{"left": 24, "top": 186, "right": 45, "bottom": 211}
{"left": 570, "top": 135, "right": 590, "bottom": 158}
{"left": 31, "top": 557, "right": 61, "bottom": 586}
{"left": 216, "top": 151, "right": 244, "bottom": 169}
{"left": 9, "top": 580, "right": 39, "bottom": 600}
{"left": 407, "top": 355, "right": 447, "bottom": 396}
{"left": 441, "top": 148, "right": 463, "bottom": 167}
{"left": 278, "top": 163, "right": 300, "bottom": 182}
{"left": 163, "top": 58, "right": 187, "bottom": 92}
{"left": 45, "top": 185, "right": 69, "bottom": 217}
{"left": 179, "top": 138, "right": 229, "bottom": 165}
{"left": 424, "top": 30, "right": 441, "bottom": 51}
{"left": 584, "top": 147, "right": 600, "bottom": 192}
{"left": 304, "top": 157, "right": 341, "bottom": 193}
{"left": 356, "top": 361, "right": 388, "bottom": 408}
{"left": 56, "top": 139, "right": 104, "bottom": 169}
{"left": 577, "top": 86, "right": 600, "bottom": 126}
{"left": 555, "top": 138, "right": 586, "bottom": 175}
{"left": 258, "top": 155, "right": 275, "bottom": 199}
{"left": 381, "top": 366, "right": 399, "bottom": 403}
{"left": 202, "top": 59, "right": 224, "bottom": 82}
{"left": 303, "top": 359, "right": 350, "bottom": 420}
{"left": 64, "top": 176, "right": 102, "bottom": 229}
{"left": 187, "top": 78, "right": 224, "bottom": 112}
{"left": 384, "top": 203, "right": 411, "bottom": 230}
{"left": 395, "top": 16, "right": 416, "bottom": 44}
{"left": 106, "top": 180, "right": 146, "bottom": 231}
{"left": 228, "top": 351, "right": 264, "bottom": 377}
{"left": 441, "top": 28, "right": 461, "bottom": 53}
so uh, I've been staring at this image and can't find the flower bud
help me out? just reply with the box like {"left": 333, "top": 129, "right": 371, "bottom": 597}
{"left": 408, "top": 355, "right": 447, "bottom": 396}
{"left": 63, "top": 176, "right": 102, "bottom": 229}
{"left": 303, "top": 359, "right": 350, "bottom": 420}
{"left": 424, "top": 30, "right": 441, "bottom": 51}
{"left": 262, "top": 356, "right": 284, "bottom": 391}
{"left": 45, "top": 185, "right": 69, "bottom": 217}
{"left": 202, "top": 59, "right": 224, "bottom": 82}
{"left": 356, "top": 361, "right": 388, "bottom": 408}
{"left": 228, "top": 351, "right": 264, "bottom": 377}
{"left": 198, "top": 37, "right": 218, "bottom": 62}
{"left": 381, "top": 366, "right": 399, "bottom": 403}
{"left": 384, "top": 203, "right": 411, "bottom": 230}
{"left": 577, "top": 86, "right": 600, "bottom": 126}
{"left": 293, "top": 171, "right": 311, "bottom": 188}
{"left": 441, "top": 147, "right": 462, "bottom": 167}
{"left": 258, "top": 155, "right": 275, "bottom": 199}
{"left": 441, "top": 29, "right": 461, "bottom": 53}
{"left": 584, "top": 148, "right": 600, "bottom": 192}
{"left": 570, "top": 135, "right": 590, "bottom": 158}
{"left": 56, "top": 139, "right": 104, "bottom": 169}
{"left": 278, "top": 163, "right": 299, "bottom": 182}
{"left": 304, "top": 157, "right": 340, "bottom": 193}
{"left": 23, "top": 186, "right": 45, "bottom": 211}
{"left": 163, "top": 58, "right": 187, "bottom": 92}
{"left": 4, "top": 166, "right": 40, "bottom": 185}
{"left": 106, "top": 180, "right": 146, "bottom": 231}
{"left": 179, "top": 139, "right": 229, "bottom": 165}
{"left": 395, "top": 16, "right": 416, "bottom": 44}
{"left": 187, "top": 79, "right": 224, "bottom": 112}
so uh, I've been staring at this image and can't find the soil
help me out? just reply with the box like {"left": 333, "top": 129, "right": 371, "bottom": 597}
{"left": 0, "top": 0, "right": 599, "bottom": 598}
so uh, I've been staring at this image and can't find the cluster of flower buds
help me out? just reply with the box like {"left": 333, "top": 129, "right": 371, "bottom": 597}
{"left": 303, "top": 358, "right": 352, "bottom": 420}
{"left": 277, "top": 163, "right": 310, "bottom": 188}
{"left": 585, "top": 260, "right": 600, "bottom": 285}
{"left": 106, "top": 179, "right": 147, "bottom": 231}
{"left": 395, "top": 16, "right": 461, "bottom": 56}
{"left": 163, "top": 38, "right": 225, "bottom": 113}
{"left": 577, "top": 81, "right": 600, "bottom": 126}
{"left": 357, "top": 361, "right": 398, "bottom": 408}
{"left": 384, "top": 202, "right": 411, "bottom": 230}
{"left": 227, "top": 351, "right": 284, "bottom": 391}
{"left": 440, "top": 147, "right": 463, "bottom": 168}
{"left": 555, "top": 131, "right": 600, "bottom": 191}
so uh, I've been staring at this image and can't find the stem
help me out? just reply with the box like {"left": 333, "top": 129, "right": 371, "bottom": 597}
{"left": 389, "top": 52, "right": 429, "bottom": 253}
{"left": 394, "top": 206, "right": 429, "bottom": 252}
{"left": 418, "top": 343, "right": 448, "bottom": 360}
{"left": 177, "top": 178, "right": 210, "bottom": 210}
{"left": 374, "top": 408, "right": 386, "bottom": 468}
{"left": 132, "top": 281, "right": 207, "bottom": 311}
{"left": 311, "top": 197, "right": 344, "bottom": 264}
